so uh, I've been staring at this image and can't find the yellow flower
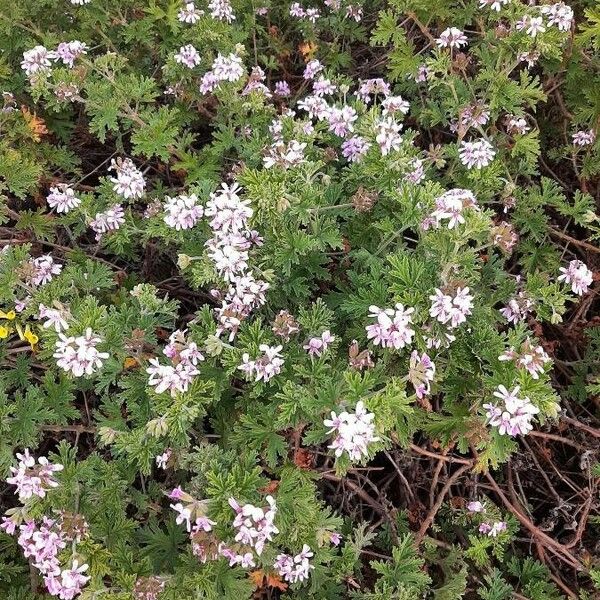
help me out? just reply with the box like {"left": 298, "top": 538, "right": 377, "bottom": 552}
{"left": 23, "top": 327, "right": 38, "bottom": 349}
{"left": 0, "top": 309, "right": 16, "bottom": 320}
{"left": 0, "top": 325, "right": 9, "bottom": 339}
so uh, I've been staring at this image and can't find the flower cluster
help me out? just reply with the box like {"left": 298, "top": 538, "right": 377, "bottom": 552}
{"left": 458, "top": 138, "right": 496, "bottom": 169}
{"left": 13, "top": 518, "right": 89, "bottom": 600}
{"left": 174, "top": 44, "right": 201, "bottom": 68}
{"left": 163, "top": 193, "right": 204, "bottom": 230}
{"left": 429, "top": 287, "right": 474, "bottom": 329}
{"left": 21, "top": 41, "right": 86, "bottom": 79}
{"left": 304, "top": 330, "right": 335, "bottom": 356}
{"left": 229, "top": 495, "right": 279, "bottom": 555}
{"left": 109, "top": 158, "right": 146, "bottom": 199}
{"left": 27, "top": 255, "right": 62, "bottom": 286}
{"left": 147, "top": 329, "right": 204, "bottom": 396}
{"left": 178, "top": 1, "right": 203, "bottom": 23}
{"left": 200, "top": 53, "right": 245, "bottom": 94}
{"left": 366, "top": 304, "right": 415, "bottom": 350}
{"left": 6, "top": 450, "right": 64, "bottom": 502}
{"left": 324, "top": 401, "right": 379, "bottom": 461}
{"left": 408, "top": 351, "right": 436, "bottom": 400}
{"left": 53, "top": 328, "right": 109, "bottom": 377}
{"left": 500, "top": 291, "right": 533, "bottom": 324}
{"left": 238, "top": 344, "right": 284, "bottom": 382}
{"left": 499, "top": 338, "right": 551, "bottom": 379}
{"left": 483, "top": 385, "right": 540, "bottom": 436}
{"left": 90, "top": 204, "right": 126, "bottom": 240}
{"left": 274, "top": 545, "right": 314, "bottom": 583}
{"left": 204, "top": 183, "right": 269, "bottom": 340}
{"left": 47, "top": 184, "right": 81, "bottom": 214}
{"left": 427, "top": 188, "right": 478, "bottom": 229}
{"left": 558, "top": 259, "right": 594, "bottom": 295}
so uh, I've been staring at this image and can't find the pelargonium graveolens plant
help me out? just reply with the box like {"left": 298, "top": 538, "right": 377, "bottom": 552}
{"left": 0, "top": 0, "right": 599, "bottom": 598}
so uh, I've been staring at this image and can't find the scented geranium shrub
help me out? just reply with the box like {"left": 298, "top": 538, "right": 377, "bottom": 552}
{"left": 0, "top": 0, "right": 599, "bottom": 598}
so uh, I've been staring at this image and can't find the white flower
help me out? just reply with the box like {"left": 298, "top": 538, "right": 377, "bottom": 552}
{"left": 436, "top": 27, "right": 467, "bottom": 49}
{"left": 558, "top": 259, "right": 593, "bottom": 295}
{"left": 174, "top": 44, "right": 201, "bottom": 68}
{"left": 90, "top": 205, "right": 125, "bottom": 240}
{"left": 238, "top": 344, "right": 284, "bottom": 382}
{"left": 53, "top": 328, "right": 109, "bottom": 377}
{"left": 324, "top": 401, "right": 379, "bottom": 461}
{"left": 572, "top": 129, "right": 595, "bottom": 147}
{"left": 459, "top": 139, "right": 496, "bottom": 169}
{"left": 366, "top": 304, "right": 415, "bottom": 349}
{"left": 47, "top": 184, "right": 81, "bottom": 213}
{"left": 483, "top": 385, "right": 539, "bottom": 436}
{"left": 208, "top": 0, "right": 235, "bottom": 22}
{"left": 27, "top": 255, "right": 62, "bottom": 286}
{"left": 109, "top": 158, "right": 146, "bottom": 199}
{"left": 21, "top": 46, "right": 55, "bottom": 77}
{"left": 541, "top": 2, "right": 573, "bottom": 31}
{"left": 429, "top": 287, "right": 474, "bottom": 328}
{"left": 164, "top": 194, "right": 204, "bottom": 230}
{"left": 178, "top": 1, "right": 204, "bottom": 23}
{"left": 55, "top": 41, "right": 87, "bottom": 67}
{"left": 38, "top": 304, "right": 69, "bottom": 333}
{"left": 375, "top": 117, "right": 403, "bottom": 156}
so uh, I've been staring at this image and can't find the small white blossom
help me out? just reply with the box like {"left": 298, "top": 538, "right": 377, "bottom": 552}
{"left": 436, "top": 27, "right": 467, "bottom": 49}
{"left": 459, "top": 139, "right": 496, "bottom": 169}
{"left": 324, "top": 401, "right": 379, "bottom": 461}
{"left": 47, "top": 184, "right": 81, "bottom": 214}
{"left": 558, "top": 259, "right": 593, "bottom": 295}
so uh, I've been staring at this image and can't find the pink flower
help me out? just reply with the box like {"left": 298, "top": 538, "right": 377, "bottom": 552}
{"left": 274, "top": 544, "right": 314, "bottom": 583}
{"left": 109, "top": 158, "right": 145, "bottom": 199}
{"left": 163, "top": 194, "right": 204, "bottom": 230}
{"left": 483, "top": 385, "right": 540, "bottom": 436}
{"left": 304, "top": 330, "right": 335, "bottom": 356}
{"left": 6, "top": 450, "right": 64, "bottom": 502}
{"left": 558, "top": 259, "right": 593, "bottom": 295}
{"left": 47, "top": 184, "right": 81, "bottom": 213}
{"left": 458, "top": 139, "right": 496, "bottom": 169}
{"left": 238, "top": 344, "right": 284, "bottom": 382}
{"left": 429, "top": 287, "right": 474, "bottom": 329}
{"left": 366, "top": 304, "right": 415, "bottom": 350}
{"left": 436, "top": 27, "right": 467, "bottom": 49}
{"left": 324, "top": 401, "right": 379, "bottom": 461}
{"left": 467, "top": 500, "right": 485, "bottom": 513}
{"left": 53, "top": 328, "right": 109, "bottom": 377}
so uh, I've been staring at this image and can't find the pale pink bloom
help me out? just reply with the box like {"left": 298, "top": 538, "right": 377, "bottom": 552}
{"left": 381, "top": 95, "right": 409, "bottom": 116}
{"left": 109, "top": 158, "right": 145, "bottom": 199}
{"left": 28, "top": 255, "right": 62, "bottom": 286}
{"left": 436, "top": 27, "right": 467, "bottom": 49}
{"left": 90, "top": 204, "right": 125, "bottom": 240}
{"left": 375, "top": 117, "right": 403, "bottom": 156}
{"left": 483, "top": 385, "right": 539, "bottom": 436}
{"left": 38, "top": 304, "right": 69, "bottom": 332}
{"left": 499, "top": 338, "right": 550, "bottom": 379}
{"left": 324, "top": 401, "right": 379, "bottom": 461}
{"left": 175, "top": 44, "right": 201, "bottom": 68}
{"left": 238, "top": 344, "right": 284, "bottom": 382}
{"left": 54, "top": 41, "right": 87, "bottom": 67}
{"left": 304, "top": 330, "right": 335, "bottom": 356}
{"left": 366, "top": 304, "right": 415, "bottom": 349}
{"left": 47, "top": 184, "right": 81, "bottom": 213}
{"left": 405, "top": 158, "right": 425, "bottom": 184}
{"left": 21, "top": 46, "right": 55, "bottom": 77}
{"left": 155, "top": 449, "right": 172, "bottom": 469}
{"left": 429, "top": 287, "right": 474, "bottom": 328}
{"left": 356, "top": 78, "right": 390, "bottom": 103}
{"left": 164, "top": 193, "right": 204, "bottom": 230}
{"left": 53, "top": 328, "right": 109, "bottom": 377}
{"left": 274, "top": 544, "right": 314, "bottom": 583}
{"left": 303, "top": 59, "right": 323, "bottom": 80}
{"left": 467, "top": 500, "right": 485, "bottom": 513}
{"left": 170, "top": 503, "right": 193, "bottom": 531}
{"left": 178, "top": 1, "right": 204, "bottom": 23}
{"left": 211, "top": 53, "right": 244, "bottom": 81}
{"left": 430, "top": 188, "right": 478, "bottom": 229}
{"left": 479, "top": 0, "right": 509, "bottom": 10}
{"left": 488, "top": 521, "right": 507, "bottom": 537}
{"left": 6, "top": 450, "right": 64, "bottom": 502}
{"left": 274, "top": 81, "right": 291, "bottom": 96}
{"left": 516, "top": 15, "right": 546, "bottom": 37}
{"left": 228, "top": 495, "right": 279, "bottom": 555}
{"left": 459, "top": 139, "right": 496, "bottom": 169}
{"left": 500, "top": 292, "right": 533, "bottom": 324}
{"left": 541, "top": 2, "right": 573, "bottom": 31}
{"left": 208, "top": 0, "right": 235, "bottom": 21}
{"left": 572, "top": 129, "right": 596, "bottom": 147}
{"left": 558, "top": 259, "right": 593, "bottom": 295}
{"left": 326, "top": 105, "right": 357, "bottom": 137}
{"left": 342, "top": 136, "right": 370, "bottom": 163}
